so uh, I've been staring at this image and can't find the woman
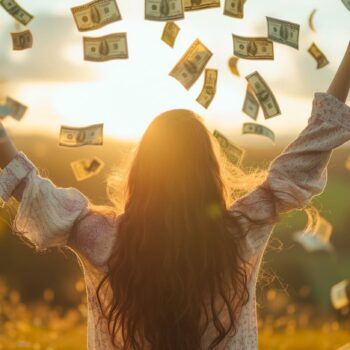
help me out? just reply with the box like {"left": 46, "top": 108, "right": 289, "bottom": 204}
{"left": 0, "top": 43, "right": 349, "bottom": 350}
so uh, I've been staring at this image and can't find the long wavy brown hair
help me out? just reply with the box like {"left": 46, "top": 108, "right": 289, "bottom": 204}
{"left": 96, "top": 109, "right": 261, "bottom": 350}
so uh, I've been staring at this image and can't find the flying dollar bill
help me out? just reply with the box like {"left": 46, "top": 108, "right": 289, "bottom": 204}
{"left": 224, "top": 0, "right": 243, "bottom": 18}
{"left": 161, "top": 21, "right": 181, "bottom": 47}
{"left": 145, "top": 0, "right": 184, "bottom": 20}
{"left": 83, "top": 33, "right": 128, "bottom": 61}
{"left": 6, "top": 96, "right": 27, "bottom": 121}
{"left": 71, "top": 0, "right": 121, "bottom": 31}
{"left": 308, "top": 43, "right": 329, "bottom": 69}
{"left": 331, "top": 280, "right": 349, "bottom": 310}
{"left": 232, "top": 34, "right": 274, "bottom": 60}
{"left": 242, "top": 122, "right": 275, "bottom": 142}
{"left": 184, "top": 0, "right": 220, "bottom": 11}
{"left": 0, "top": 0, "right": 33, "bottom": 26}
{"left": 245, "top": 71, "right": 281, "bottom": 119}
{"left": 71, "top": 157, "right": 105, "bottom": 181}
{"left": 213, "top": 130, "right": 245, "bottom": 165}
{"left": 228, "top": 56, "right": 240, "bottom": 76}
{"left": 59, "top": 124, "right": 103, "bottom": 147}
{"left": 169, "top": 39, "right": 212, "bottom": 90}
{"left": 242, "top": 85, "right": 259, "bottom": 120}
{"left": 266, "top": 16, "right": 300, "bottom": 49}
{"left": 11, "top": 29, "right": 32, "bottom": 50}
{"left": 0, "top": 105, "right": 11, "bottom": 117}
{"left": 196, "top": 69, "right": 218, "bottom": 109}
{"left": 342, "top": 0, "right": 350, "bottom": 11}
{"left": 308, "top": 9, "right": 317, "bottom": 32}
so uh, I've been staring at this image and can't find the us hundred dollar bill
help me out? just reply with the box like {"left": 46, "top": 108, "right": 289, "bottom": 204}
{"left": 71, "top": 157, "right": 105, "bottom": 181}
{"left": 245, "top": 71, "right": 281, "bottom": 119}
{"left": 196, "top": 69, "right": 218, "bottom": 109}
{"left": 342, "top": 0, "right": 350, "bottom": 11}
{"left": 331, "top": 280, "right": 350, "bottom": 310}
{"left": 266, "top": 16, "right": 300, "bottom": 49}
{"left": 213, "top": 130, "right": 245, "bottom": 165}
{"left": 308, "top": 43, "right": 329, "bottom": 69}
{"left": 169, "top": 39, "right": 213, "bottom": 90}
{"left": 161, "top": 21, "right": 181, "bottom": 47}
{"left": 184, "top": 0, "right": 220, "bottom": 11}
{"left": 242, "top": 85, "right": 259, "bottom": 120}
{"left": 83, "top": 33, "right": 128, "bottom": 61}
{"left": 224, "top": 0, "right": 243, "bottom": 18}
{"left": 145, "top": 0, "right": 184, "bottom": 21}
{"left": 6, "top": 96, "right": 27, "bottom": 121}
{"left": 11, "top": 29, "right": 32, "bottom": 50}
{"left": 0, "top": 0, "right": 33, "bottom": 26}
{"left": 232, "top": 34, "right": 274, "bottom": 60}
{"left": 71, "top": 0, "right": 121, "bottom": 32}
{"left": 242, "top": 122, "right": 275, "bottom": 142}
{"left": 59, "top": 124, "right": 103, "bottom": 147}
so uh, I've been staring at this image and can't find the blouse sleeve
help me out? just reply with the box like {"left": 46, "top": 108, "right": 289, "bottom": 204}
{"left": 230, "top": 92, "right": 350, "bottom": 254}
{"left": 0, "top": 152, "right": 90, "bottom": 250}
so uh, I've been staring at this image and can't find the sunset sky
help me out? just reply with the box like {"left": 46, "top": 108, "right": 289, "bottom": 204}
{"left": 0, "top": 0, "right": 349, "bottom": 146}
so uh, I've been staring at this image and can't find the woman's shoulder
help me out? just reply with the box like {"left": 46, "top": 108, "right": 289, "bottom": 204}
{"left": 67, "top": 205, "right": 120, "bottom": 271}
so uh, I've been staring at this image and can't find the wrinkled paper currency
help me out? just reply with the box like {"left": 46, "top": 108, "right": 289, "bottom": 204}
{"left": 169, "top": 39, "right": 212, "bottom": 90}
{"left": 266, "top": 16, "right": 300, "bottom": 49}
{"left": 59, "top": 124, "right": 103, "bottom": 147}
{"left": 246, "top": 71, "right": 281, "bottom": 119}
{"left": 83, "top": 33, "right": 128, "bottom": 61}
{"left": 0, "top": 0, "right": 33, "bottom": 25}
{"left": 71, "top": 157, "right": 105, "bottom": 181}
{"left": 213, "top": 130, "right": 245, "bottom": 165}
{"left": 11, "top": 29, "right": 32, "bottom": 50}
{"left": 145, "top": 0, "right": 184, "bottom": 20}
{"left": 224, "top": 0, "right": 243, "bottom": 18}
{"left": 71, "top": 0, "right": 121, "bottom": 31}
{"left": 232, "top": 34, "right": 274, "bottom": 60}
{"left": 6, "top": 96, "right": 27, "bottom": 121}
{"left": 161, "top": 21, "right": 180, "bottom": 47}
{"left": 242, "top": 85, "right": 259, "bottom": 120}
{"left": 308, "top": 43, "right": 329, "bottom": 69}
{"left": 184, "top": 0, "right": 220, "bottom": 11}
{"left": 242, "top": 122, "right": 275, "bottom": 142}
{"left": 196, "top": 68, "right": 218, "bottom": 109}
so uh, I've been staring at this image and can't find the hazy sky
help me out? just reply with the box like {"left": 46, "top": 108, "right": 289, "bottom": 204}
{"left": 0, "top": 0, "right": 349, "bottom": 145}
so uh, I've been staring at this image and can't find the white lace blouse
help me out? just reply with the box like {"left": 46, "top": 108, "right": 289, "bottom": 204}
{"left": 0, "top": 92, "right": 350, "bottom": 349}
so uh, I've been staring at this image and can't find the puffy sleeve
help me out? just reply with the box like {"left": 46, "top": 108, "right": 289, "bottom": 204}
{"left": 0, "top": 152, "right": 90, "bottom": 250}
{"left": 230, "top": 92, "right": 350, "bottom": 254}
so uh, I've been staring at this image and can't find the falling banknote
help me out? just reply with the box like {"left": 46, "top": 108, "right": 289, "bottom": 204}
{"left": 308, "top": 43, "right": 329, "bottom": 69}
{"left": 266, "top": 16, "right": 300, "bottom": 49}
{"left": 213, "top": 130, "right": 245, "bottom": 166}
{"left": 161, "top": 21, "right": 181, "bottom": 47}
{"left": 11, "top": 29, "right": 32, "bottom": 50}
{"left": 184, "top": 0, "right": 220, "bottom": 11}
{"left": 242, "top": 122, "right": 275, "bottom": 142}
{"left": 196, "top": 68, "right": 218, "bottom": 109}
{"left": 0, "top": 0, "right": 33, "bottom": 25}
{"left": 331, "top": 280, "right": 350, "bottom": 310}
{"left": 242, "top": 84, "right": 259, "bottom": 120}
{"left": 71, "top": 157, "right": 105, "bottom": 181}
{"left": 245, "top": 71, "right": 281, "bottom": 119}
{"left": 169, "top": 39, "right": 213, "bottom": 90}
{"left": 232, "top": 34, "right": 274, "bottom": 60}
{"left": 224, "top": 0, "right": 244, "bottom": 18}
{"left": 71, "top": 0, "right": 121, "bottom": 32}
{"left": 6, "top": 96, "right": 27, "bottom": 121}
{"left": 145, "top": 0, "right": 184, "bottom": 21}
{"left": 228, "top": 56, "right": 240, "bottom": 76}
{"left": 59, "top": 124, "right": 103, "bottom": 147}
{"left": 342, "top": 0, "right": 350, "bottom": 11}
{"left": 83, "top": 33, "right": 128, "bottom": 61}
